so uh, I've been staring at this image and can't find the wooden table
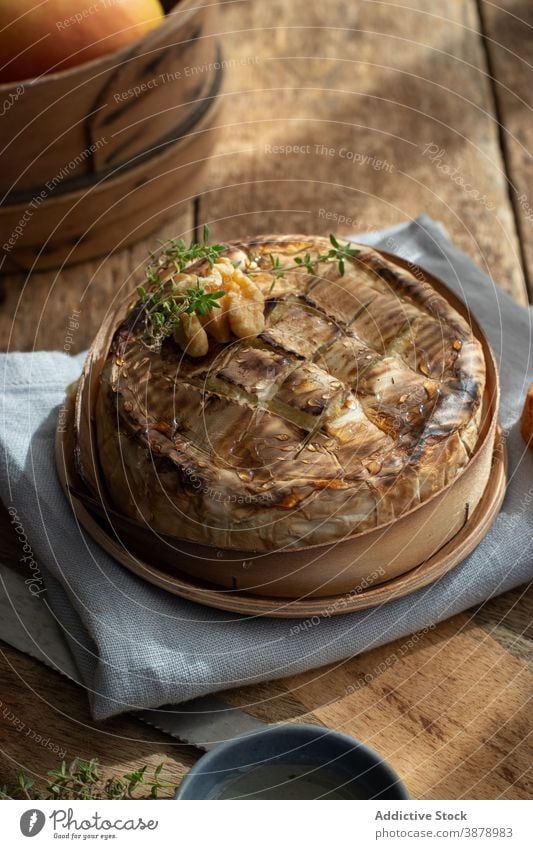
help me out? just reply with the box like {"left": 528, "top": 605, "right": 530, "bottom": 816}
{"left": 0, "top": 0, "right": 531, "bottom": 799}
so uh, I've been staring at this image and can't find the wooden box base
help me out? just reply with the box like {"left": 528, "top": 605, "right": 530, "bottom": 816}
{"left": 55, "top": 250, "right": 504, "bottom": 618}
{"left": 56, "top": 418, "right": 505, "bottom": 618}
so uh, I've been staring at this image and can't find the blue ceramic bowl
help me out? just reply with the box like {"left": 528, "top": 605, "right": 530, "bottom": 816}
{"left": 176, "top": 723, "right": 409, "bottom": 800}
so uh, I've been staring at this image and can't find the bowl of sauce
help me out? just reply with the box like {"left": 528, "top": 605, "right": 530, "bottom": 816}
{"left": 175, "top": 723, "right": 409, "bottom": 800}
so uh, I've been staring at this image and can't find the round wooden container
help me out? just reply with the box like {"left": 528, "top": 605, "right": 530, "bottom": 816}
{"left": 0, "top": 0, "right": 221, "bottom": 271}
{"left": 56, "top": 250, "right": 505, "bottom": 617}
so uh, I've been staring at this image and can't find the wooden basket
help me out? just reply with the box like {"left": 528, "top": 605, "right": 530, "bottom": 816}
{"left": 0, "top": 0, "right": 221, "bottom": 271}
{"left": 55, "top": 250, "right": 504, "bottom": 617}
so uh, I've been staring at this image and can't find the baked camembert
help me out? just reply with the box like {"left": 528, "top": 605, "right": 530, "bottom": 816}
{"left": 94, "top": 234, "right": 486, "bottom": 551}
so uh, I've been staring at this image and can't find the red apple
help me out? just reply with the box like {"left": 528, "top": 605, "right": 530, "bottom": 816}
{"left": 0, "top": 0, "right": 165, "bottom": 83}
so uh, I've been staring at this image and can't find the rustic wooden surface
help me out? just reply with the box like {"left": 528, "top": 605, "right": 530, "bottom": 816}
{"left": 0, "top": 0, "right": 531, "bottom": 800}
{"left": 478, "top": 0, "right": 533, "bottom": 297}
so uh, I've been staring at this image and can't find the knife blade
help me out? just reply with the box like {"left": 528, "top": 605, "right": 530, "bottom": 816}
{"left": 0, "top": 563, "right": 264, "bottom": 751}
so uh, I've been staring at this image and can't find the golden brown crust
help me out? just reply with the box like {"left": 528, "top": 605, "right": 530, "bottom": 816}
{"left": 94, "top": 235, "right": 486, "bottom": 551}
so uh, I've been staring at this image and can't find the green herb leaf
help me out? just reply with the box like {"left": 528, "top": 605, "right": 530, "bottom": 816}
{"left": 138, "top": 278, "right": 226, "bottom": 347}
{"left": 156, "top": 225, "right": 228, "bottom": 274}
{"left": 138, "top": 228, "right": 228, "bottom": 351}
{"left": 2, "top": 759, "right": 177, "bottom": 800}
{"left": 248, "top": 233, "right": 360, "bottom": 284}
{"left": 139, "top": 230, "right": 359, "bottom": 345}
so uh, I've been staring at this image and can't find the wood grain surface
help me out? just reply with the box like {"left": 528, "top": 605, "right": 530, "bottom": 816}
{"left": 198, "top": 0, "right": 527, "bottom": 301}
{"left": 0, "top": 0, "right": 531, "bottom": 800}
{"left": 478, "top": 0, "right": 533, "bottom": 297}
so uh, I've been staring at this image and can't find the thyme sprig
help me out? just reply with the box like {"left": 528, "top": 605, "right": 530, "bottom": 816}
{"left": 138, "top": 225, "right": 227, "bottom": 346}
{"left": 268, "top": 252, "right": 285, "bottom": 291}
{"left": 259, "top": 233, "right": 361, "bottom": 291}
{"left": 137, "top": 229, "right": 360, "bottom": 345}
{"left": 138, "top": 276, "right": 225, "bottom": 347}
{"left": 0, "top": 758, "right": 176, "bottom": 800}
{"left": 157, "top": 224, "right": 228, "bottom": 273}
{"left": 293, "top": 252, "right": 316, "bottom": 274}
{"left": 317, "top": 233, "right": 361, "bottom": 276}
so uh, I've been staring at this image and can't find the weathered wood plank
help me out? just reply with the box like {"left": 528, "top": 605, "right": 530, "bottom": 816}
{"left": 0, "top": 644, "right": 195, "bottom": 796}
{"left": 223, "top": 616, "right": 533, "bottom": 800}
{"left": 473, "top": 586, "right": 533, "bottom": 664}
{"left": 198, "top": 0, "right": 527, "bottom": 301}
{"left": 2, "top": 615, "right": 531, "bottom": 799}
{"left": 478, "top": 0, "right": 533, "bottom": 298}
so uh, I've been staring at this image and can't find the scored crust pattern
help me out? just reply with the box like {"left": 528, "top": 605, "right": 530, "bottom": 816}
{"left": 95, "top": 235, "right": 486, "bottom": 551}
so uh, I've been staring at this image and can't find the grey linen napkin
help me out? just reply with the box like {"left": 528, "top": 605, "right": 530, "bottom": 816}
{"left": 1, "top": 216, "right": 532, "bottom": 720}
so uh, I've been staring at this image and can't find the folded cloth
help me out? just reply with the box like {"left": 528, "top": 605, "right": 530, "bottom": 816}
{"left": 1, "top": 216, "right": 531, "bottom": 720}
